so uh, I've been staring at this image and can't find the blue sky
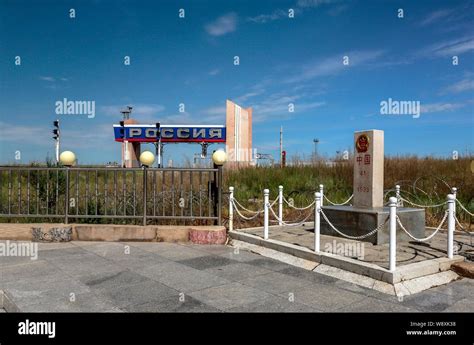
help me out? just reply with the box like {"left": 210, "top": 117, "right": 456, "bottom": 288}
{"left": 0, "top": 0, "right": 473, "bottom": 165}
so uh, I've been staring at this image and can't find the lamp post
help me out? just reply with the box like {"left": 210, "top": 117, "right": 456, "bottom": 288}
{"left": 139, "top": 151, "right": 155, "bottom": 226}
{"left": 59, "top": 151, "right": 76, "bottom": 224}
{"left": 212, "top": 150, "right": 227, "bottom": 226}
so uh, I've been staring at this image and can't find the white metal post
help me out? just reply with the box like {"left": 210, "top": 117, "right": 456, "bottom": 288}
{"left": 124, "top": 140, "right": 129, "bottom": 167}
{"left": 278, "top": 185, "right": 283, "bottom": 226}
{"left": 389, "top": 196, "right": 397, "bottom": 272}
{"left": 229, "top": 186, "right": 234, "bottom": 232}
{"left": 319, "top": 184, "right": 324, "bottom": 207}
{"left": 451, "top": 187, "right": 457, "bottom": 216}
{"left": 447, "top": 194, "right": 455, "bottom": 259}
{"left": 263, "top": 189, "right": 269, "bottom": 240}
{"left": 314, "top": 192, "right": 321, "bottom": 253}
{"left": 395, "top": 185, "right": 400, "bottom": 206}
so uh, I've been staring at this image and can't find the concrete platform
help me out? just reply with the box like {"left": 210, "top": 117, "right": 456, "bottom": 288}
{"left": 229, "top": 230, "right": 465, "bottom": 285}
{"left": 321, "top": 205, "right": 425, "bottom": 244}
{"left": 0, "top": 223, "right": 226, "bottom": 243}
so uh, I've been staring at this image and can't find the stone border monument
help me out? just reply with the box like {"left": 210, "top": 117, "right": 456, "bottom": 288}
{"left": 320, "top": 129, "right": 425, "bottom": 245}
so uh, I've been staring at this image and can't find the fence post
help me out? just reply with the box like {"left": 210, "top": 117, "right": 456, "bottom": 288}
{"left": 65, "top": 167, "right": 70, "bottom": 224}
{"left": 451, "top": 187, "right": 457, "bottom": 216}
{"left": 143, "top": 166, "right": 147, "bottom": 226}
{"left": 389, "top": 196, "right": 397, "bottom": 272}
{"left": 447, "top": 194, "right": 455, "bottom": 259}
{"left": 395, "top": 185, "right": 401, "bottom": 206}
{"left": 217, "top": 165, "right": 223, "bottom": 226}
{"left": 319, "top": 184, "right": 324, "bottom": 207}
{"left": 314, "top": 192, "right": 321, "bottom": 253}
{"left": 278, "top": 185, "right": 283, "bottom": 226}
{"left": 263, "top": 189, "right": 269, "bottom": 240}
{"left": 229, "top": 186, "right": 234, "bottom": 232}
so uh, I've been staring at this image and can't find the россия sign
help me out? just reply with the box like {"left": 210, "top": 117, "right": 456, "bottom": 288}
{"left": 113, "top": 124, "right": 226, "bottom": 143}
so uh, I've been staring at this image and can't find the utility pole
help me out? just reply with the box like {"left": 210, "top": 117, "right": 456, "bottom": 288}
{"left": 155, "top": 122, "right": 161, "bottom": 168}
{"left": 52, "top": 120, "right": 60, "bottom": 164}
{"left": 313, "top": 138, "right": 319, "bottom": 160}
{"left": 120, "top": 106, "right": 132, "bottom": 168}
{"left": 280, "top": 126, "right": 283, "bottom": 168}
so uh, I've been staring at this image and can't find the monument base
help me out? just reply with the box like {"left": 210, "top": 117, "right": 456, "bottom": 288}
{"left": 320, "top": 206, "right": 425, "bottom": 245}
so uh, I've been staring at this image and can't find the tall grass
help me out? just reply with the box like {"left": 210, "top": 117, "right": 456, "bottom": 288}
{"left": 225, "top": 156, "right": 473, "bottom": 227}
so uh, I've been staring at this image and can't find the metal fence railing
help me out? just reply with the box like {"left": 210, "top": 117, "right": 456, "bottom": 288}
{"left": 0, "top": 166, "right": 222, "bottom": 225}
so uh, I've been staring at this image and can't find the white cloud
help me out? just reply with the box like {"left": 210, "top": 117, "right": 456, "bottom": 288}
{"left": 248, "top": 9, "right": 287, "bottom": 24}
{"left": 208, "top": 69, "right": 220, "bottom": 76}
{"left": 443, "top": 77, "right": 474, "bottom": 94}
{"left": 421, "top": 102, "right": 465, "bottom": 113}
{"left": 420, "top": 35, "right": 474, "bottom": 57}
{"left": 100, "top": 104, "right": 165, "bottom": 120}
{"left": 252, "top": 93, "right": 325, "bottom": 122}
{"left": 39, "top": 76, "right": 55, "bottom": 82}
{"left": 297, "top": 0, "right": 339, "bottom": 8}
{"left": 285, "top": 50, "right": 384, "bottom": 83}
{"left": 419, "top": 9, "right": 455, "bottom": 26}
{"left": 0, "top": 121, "right": 47, "bottom": 145}
{"left": 205, "top": 13, "right": 237, "bottom": 36}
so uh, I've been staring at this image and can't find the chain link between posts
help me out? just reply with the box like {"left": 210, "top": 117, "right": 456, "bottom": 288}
{"left": 231, "top": 199, "right": 263, "bottom": 220}
{"left": 323, "top": 194, "right": 353, "bottom": 206}
{"left": 456, "top": 199, "right": 474, "bottom": 217}
{"left": 399, "top": 196, "right": 447, "bottom": 208}
{"left": 319, "top": 209, "right": 389, "bottom": 240}
{"left": 268, "top": 202, "right": 314, "bottom": 227}
{"left": 283, "top": 196, "right": 315, "bottom": 210}
{"left": 396, "top": 211, "right": 448, "bottom": 242}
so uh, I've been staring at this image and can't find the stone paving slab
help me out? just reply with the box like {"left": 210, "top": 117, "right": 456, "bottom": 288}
{"left": 237, "top": 225, "right": 473, "bottom": 269}
{"left": 0, "top": 240, "right": 473, "bottom": 313}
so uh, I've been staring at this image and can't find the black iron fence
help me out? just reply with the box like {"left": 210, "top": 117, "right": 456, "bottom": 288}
{"left": 0, "top": 166, "right": 222, "bottom": 225}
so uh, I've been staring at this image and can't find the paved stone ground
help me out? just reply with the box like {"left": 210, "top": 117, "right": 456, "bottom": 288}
{"left": 237, "top": 224, "right": 473, "bottom": 269}
{"left": 0, "top": 241, "right": 473, "bottom": 312}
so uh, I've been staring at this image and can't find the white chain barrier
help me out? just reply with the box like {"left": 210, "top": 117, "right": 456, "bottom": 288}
{"left": 456, "top": 199, "right": 474, "bottom": 217}
{"left": 399, "top": 196, "right": 447, "bottom": 208}
{"left": 320, "top": 209, "right": 389, "bottom": 240}
{"left": 283, "top": 196, "right": 315, "bottom": 210}
{"left": 396, "top": 211, "right": 448, "bottom": 242}
{"left": 231, "top": 200, "right": 262, "bottom": 220}
{"left": 323, "top": 194, "right": 353, "bottom": 206}
{"left": 268, "top": 203, "right": 314, "bottom": 227}
{"left": 230, "top": 185, "right": 459, "bottom": 266}
{"left": 232, "top": 198, "right": 263, "bottom": 214}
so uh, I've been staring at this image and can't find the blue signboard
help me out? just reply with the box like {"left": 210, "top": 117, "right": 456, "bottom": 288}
{"left": 113, "top": 124, "right": 226, "bottom": 143}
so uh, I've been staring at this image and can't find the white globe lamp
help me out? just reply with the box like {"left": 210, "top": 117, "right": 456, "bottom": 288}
{"left": 212, "top": 150, "right": 227, "bottom": 166}
{"left": 59, "top": 151, "right": 76, "bottom": 167}
{"left": 139, "top": 151, "right": 155, "bottom": 167}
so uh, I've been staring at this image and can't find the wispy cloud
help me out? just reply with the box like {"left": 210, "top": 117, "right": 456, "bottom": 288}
{"left": 421, "top": 102, "right": 466, "bottom": 113}
{"left": 248, "top": 0, "right": 344, "bottom": 24}
{"left": 419, "top": 9, "right": 455, "bottom": 26}
{"left": 205, "top": 13, "right": 237, "bottom": 36}
{"left": 443, "top": 77, "right": 474, "bottom": 94}
{"left": 252, "top": 92, "right": 325, "bottom": 121}
{"left": 100, "top": 104, "right": 165, "bottom": 119}
{"left": 297, "top": 0, "right": 340, "bottom": 8}
{"left": 208, "top": 69, "right": 220, "bottom": 76}
{"left": 0, "top": 121, "right": 47, "bottom": 145}
{"left": 418, "top": 35, "right": 474, "bottom": 57}
{"left": 39, "top": 76, "right": 55, "bottom": 82}
{"left": 248, "top": 9, "right": 287, "bottom": 24}
{"left": 284, "top": 50, "right": 384, "bottom": 83}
